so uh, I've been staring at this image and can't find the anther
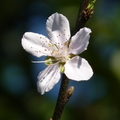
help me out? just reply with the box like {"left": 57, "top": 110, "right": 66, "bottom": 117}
{"left": 35, "top": 50, "right": 38, "bottom": 53}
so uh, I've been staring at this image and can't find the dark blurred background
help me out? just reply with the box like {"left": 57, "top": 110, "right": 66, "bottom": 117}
{"left": 1, "top": 0, "right": 120, "bottom": 120}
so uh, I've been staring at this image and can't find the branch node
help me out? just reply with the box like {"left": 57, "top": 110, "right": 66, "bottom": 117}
{"left": 66, "top": 86, "right": 74, "bottom": 99}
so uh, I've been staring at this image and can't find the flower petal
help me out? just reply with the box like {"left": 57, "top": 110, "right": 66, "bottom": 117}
{"left": 69, "top": 27, "right": 91, "bottom": 54}
{"left": 22, "top": 32, "right": 54, "bottom": 57}
{"left": 46, "top": 13, "right": 71, "bottom": 44}
{"left": 37, "top": 63, "right": 61, "bottom": 95}
{"left": 64, "top": 56, "right": 93, "bottom": 81}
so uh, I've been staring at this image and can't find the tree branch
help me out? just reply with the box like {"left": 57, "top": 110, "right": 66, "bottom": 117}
{"left": 74, "top": 0, "right": 95, "bottom": 34}
{"left": 50, "top": 0, "right": 96, "bottom": 120}
{"left": 52, "top": 74, "right": 74, "bottom": 120}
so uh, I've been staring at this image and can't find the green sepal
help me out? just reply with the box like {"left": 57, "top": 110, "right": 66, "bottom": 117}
{"left": 45, "top": 56, "right": 57, "bottom": 65}
{"left": 68, "top": 54, "right": 77, "bottom": 59}
{"left": 87, "top": 0, "right": 96, "bottom": 10}
{"left": 59, "top": 63, "right": 65, "bottom": 73}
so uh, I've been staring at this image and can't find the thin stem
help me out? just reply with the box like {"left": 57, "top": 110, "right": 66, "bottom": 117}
{"left": 74, "top": 0, "right": 89, "bottom": 33}
{"left": 50, "top": 0, "right": 95, "bottom": 120}
{"left": 52, "top": 74, "right": 72, "bottom": 120}
{"left": 74, "top": 0, "right": 94, "bottom": 34}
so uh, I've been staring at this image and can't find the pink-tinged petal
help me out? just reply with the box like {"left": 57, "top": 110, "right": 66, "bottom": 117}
{"left": 46, "top": 13, "right": 71, "bottom": 44}
{"left": 22, "top": 32, "right": 54, "bottom": 57}
{"left": 37, "top": 63, "right": 61, "bottom": 95}
{"left": 64, "top": 56, "right": 93, "bottom": 81}
{"left": 69, "top": 27, "right": 91, "bottom": 54}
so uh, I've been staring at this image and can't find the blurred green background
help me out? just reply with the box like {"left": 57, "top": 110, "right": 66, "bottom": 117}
{"left": 1, "top": 0, "right": 120, "bottom": 120}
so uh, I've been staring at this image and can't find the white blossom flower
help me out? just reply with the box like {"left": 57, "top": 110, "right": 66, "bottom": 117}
{"left": 21, "top": 13, "right": 93, "bottom": 95}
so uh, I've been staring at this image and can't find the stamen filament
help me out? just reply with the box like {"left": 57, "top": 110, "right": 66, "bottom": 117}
{"left": 31, "top": 59, "right": 57, "bottom": 63}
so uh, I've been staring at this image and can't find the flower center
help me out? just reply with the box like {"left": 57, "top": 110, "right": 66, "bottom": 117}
{"left": 44, "top": 41, "right": 77, "bottom": 73}
{"left": 46, "top": 41, "right": 70, "bottom": 62}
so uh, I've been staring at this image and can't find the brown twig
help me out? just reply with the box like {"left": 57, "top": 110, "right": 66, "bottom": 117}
{"left": 50, "top": 0, "right": 95, "bottom": 120}
{"left": 74, "top": 0, "right": 95, "bottom": 35}
{"left": 52, "top": 74, "right": 74, "bottom": 120}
